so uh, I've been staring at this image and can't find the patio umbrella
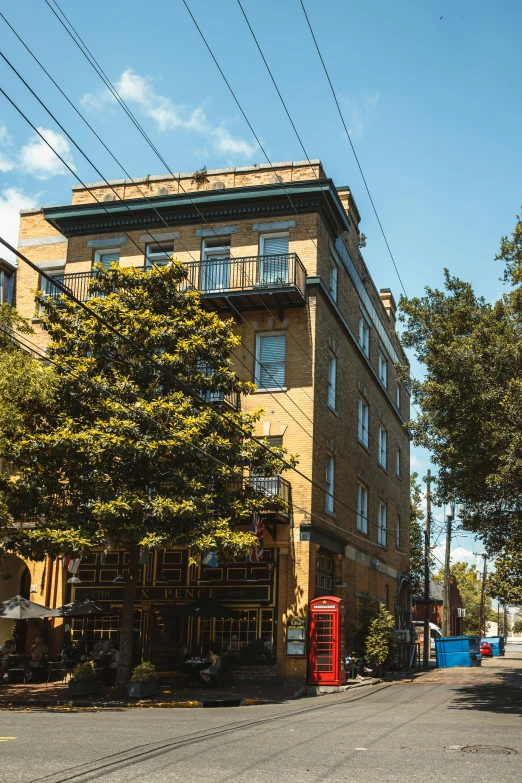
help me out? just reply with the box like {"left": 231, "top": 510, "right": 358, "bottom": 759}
{"left": 169, "top": 598, "right": 238, "bottom": 618}
{"left": 55, "top": 598, "right": 119, "bottom": 617}
{"left": 0, "top": 594, "right": 60, "bottom": 619}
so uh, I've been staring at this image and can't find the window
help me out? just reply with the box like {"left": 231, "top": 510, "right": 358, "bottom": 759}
{"left": 255, "top": 333, "right": 286, "bottom": 389}
{"left": 378, "top": 502, "right": 387, "bottom": 546}
{"left": 315, "top": 550, "right": 333, "bottom": 594}
{"left": 357, "top": 484, "right": 368, "bottom": 534}
{"left": 39, "top": 271, "right": 64, "bottom": 312}
{"left": 396, "top": 382, "right": 401, "bottom": 409}
{"left": 259, "top": 233, "right": 289, "bottom": 285}
{"left": 378, "top": 352, "right": 387, "bottom": 388}
{"left": 145, "top": 241, "right": 174, "bottom": 267}
{"left": 396, "top": 447, "right": 401, "bottom": 478}
{"left": 396, "top": 516, "right": 401, "bottom": 549}
{"left": 358, "top": 317, "right": 369, "bottom": 357}
{"left": 325, "top": 456, "right": 335, "bottom": 514}
{"left": 378, "top": 426, "right": 387, "bottom": 468}
{"left": 327, "top": 354, "right": 337, "bottom": 410}
{"left": 0, "top": 268, "right": 15, "bottom": 305}
{"left": 201, "top": 237, "right": 231, "bottom": 291}
{"left": 358, "top": 398, "right": 369, "bottom": 447}
{"left": 329, "top": 254, "right": 339, "bottom": 301}
{"left": 94, "top": 249, "right": 120, "bottom": 269}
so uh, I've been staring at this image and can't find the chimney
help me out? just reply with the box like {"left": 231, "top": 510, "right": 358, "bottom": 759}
{"left": 379, "top": 288, "right": 397, "bottom": 329}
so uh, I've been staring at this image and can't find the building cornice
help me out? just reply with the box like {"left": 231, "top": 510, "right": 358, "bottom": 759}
{"left": 42, "top": 180, "right": 351, "bottom": 238}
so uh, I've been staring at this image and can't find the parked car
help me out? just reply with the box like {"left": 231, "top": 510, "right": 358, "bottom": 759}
{"left": 480, "top": 641, "right": 493, "bottom": 657}
{"left": 412, "top": 621, "right": 443, "bottom": 653}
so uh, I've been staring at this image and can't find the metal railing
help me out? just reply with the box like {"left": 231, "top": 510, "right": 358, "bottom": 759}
{"left": 48, "top": 254, "right": 306, "bottom": 303}
{"left": 248, "top": 475, "right": 291, "bottom": 507}
{"left": 204, "top": 389, "right": 241, "bottom": 410}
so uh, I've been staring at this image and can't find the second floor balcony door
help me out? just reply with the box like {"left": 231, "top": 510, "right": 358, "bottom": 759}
{"left": 201, "top": 238, "right": 230, "bottom": 292}
{"left": 259, "top": 234, "right": 289, "bottom": 286}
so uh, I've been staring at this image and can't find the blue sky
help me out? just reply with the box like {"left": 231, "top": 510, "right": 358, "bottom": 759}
{"left": 1, "top": 0, "right": 520, "bottom": 568}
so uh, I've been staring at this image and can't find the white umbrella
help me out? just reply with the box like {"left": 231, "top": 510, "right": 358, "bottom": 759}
{"left": 0, "top": 594, "right": 60, "bottom": 619}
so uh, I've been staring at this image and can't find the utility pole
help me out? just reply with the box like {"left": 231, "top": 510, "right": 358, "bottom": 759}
{"left": 423, "top": 470, "right": 431, "bottom": 667}
{"left": 479, "top": 553, "right": 487, "bottom": 639}
{"left": 442, "top": 503, "right": 453, "bottom": 637}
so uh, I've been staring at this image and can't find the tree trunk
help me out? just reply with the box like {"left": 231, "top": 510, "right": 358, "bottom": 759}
{"left": 116, "top": 545, "right": 140, "bottom": 690}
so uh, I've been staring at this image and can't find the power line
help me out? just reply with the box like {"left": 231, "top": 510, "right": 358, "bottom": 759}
{"left": 299, "top": 0, "right": 407, "bottom": 298}
{"left": 0, "top": 28, "right": 405, "bottom": 539}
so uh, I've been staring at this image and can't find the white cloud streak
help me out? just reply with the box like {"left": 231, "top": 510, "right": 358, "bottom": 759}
{"left": 18, "top": 127, "right": 76, "bottom": 180}
{"left": 0, "top": 124, "right": 14, "bottom": 172}
{"left": 81, "top": 69, "right": 258, "bottom": 159}
{"left": 0, "top": 187, "right": 39, "bottom": 263}
{"left": 340, "top": 91, "right": 380, "bottom": 140}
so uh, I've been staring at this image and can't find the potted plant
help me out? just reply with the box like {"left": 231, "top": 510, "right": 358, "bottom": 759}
{"left": 364, "top": 604, "right": 396, "bottom": 678}
{"left": 127, "top": 662, "right": 160, "bottom": 698}
{"left": 68, "top": 660, "right": 101, "bottom": 697}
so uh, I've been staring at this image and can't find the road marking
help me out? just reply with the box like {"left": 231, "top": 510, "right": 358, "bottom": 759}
{"left": 0, "top": 737, "right": 17, "bottom": 741}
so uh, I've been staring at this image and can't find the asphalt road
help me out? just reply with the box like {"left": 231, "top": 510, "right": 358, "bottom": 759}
{"left": 2, "top": 645, "right": 521, "bottom": 783}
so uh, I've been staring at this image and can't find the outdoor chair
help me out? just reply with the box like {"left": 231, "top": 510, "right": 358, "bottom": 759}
{"left": 47, "top": 655, "right": 68, "bottom": 685}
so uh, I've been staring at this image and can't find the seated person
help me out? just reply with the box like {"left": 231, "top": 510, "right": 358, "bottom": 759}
{"left": 105, "top": 642, "right": 119, "bottom": 686}
{"left": 179, "top": 645, "right": 190, "bottom": 663}
{"left": 199, "top": 647, "right": 221, "bottom": 684}
{"left": 0, "top": 639, "right": 16, "bottom": 675}
{"left": 61, "top": 642, "right": 77, "bottom": 668}
{"left": 29, "top": 637, "right": 48, "bottom": 668}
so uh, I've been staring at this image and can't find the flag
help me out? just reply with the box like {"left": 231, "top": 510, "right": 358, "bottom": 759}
{"left": 249, "top": 512, "right": 264, "bottom": 562}
{"left": 63, "top": 556, "right": 81, "bottom": 575}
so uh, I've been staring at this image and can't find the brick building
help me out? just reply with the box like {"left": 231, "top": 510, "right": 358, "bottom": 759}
{"left": 9, "top": 160, "right": 411, "bottom": 681}
{"left": 412, "top": 578, "right": 464, "bottom": 636}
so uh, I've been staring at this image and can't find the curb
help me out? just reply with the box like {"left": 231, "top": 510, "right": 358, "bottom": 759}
{"left": 0, "top": 686, "right": 306, "bottom": 711}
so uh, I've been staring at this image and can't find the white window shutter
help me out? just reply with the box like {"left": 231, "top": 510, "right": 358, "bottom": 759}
{"left": 263, "top": 236, "right": 289, "bottom": 255}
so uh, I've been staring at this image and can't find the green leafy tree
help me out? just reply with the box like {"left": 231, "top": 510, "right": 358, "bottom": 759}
{"left": 512, "top": 618, "right": 522, "bottom": 635}
{"left": 349, "top": 592, "right": 379, "bottom": 657}
{"left": 433, "top": 562, "right": 495, "bottom": 636}
{"left": 409, "top": 473, "right": 424, "bottom": 594}
{"left": 364, "top": 604, "right": 396, "bottom": 671}
{"left": 0, "top": 262, "right": 295, "bottom": 688}
{"left": 399, "top": 213, "right": 522, "bottom": 599}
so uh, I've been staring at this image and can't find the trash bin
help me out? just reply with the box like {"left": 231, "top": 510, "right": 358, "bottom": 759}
{"left": 435, "top": 635, "right": 481, "bottom": 668}
{"left": 482, "top": 636, "right": 504, "bottom": 656}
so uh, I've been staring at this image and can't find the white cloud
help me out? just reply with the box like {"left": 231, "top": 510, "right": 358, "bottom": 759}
{"left": 0, "top": 187, "right": 39, "bottom": 263}
{"left": 340, "top": 91, "right": 380, "bottom": 140}
{"left": 432, "top": 544, "right": 483, "bottom": 570}
{"left": 81, "top": 69, "right": 258, "bottom": 159}
{"left": 18, "top": 128, "right": 75, "bottom": 180}
{"left": 0, "top": 124, "right": 14, "bottom": 172}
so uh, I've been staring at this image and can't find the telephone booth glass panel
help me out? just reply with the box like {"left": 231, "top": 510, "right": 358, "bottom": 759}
{"left": 308, "top": 596, "right": 347, "bottom": 686}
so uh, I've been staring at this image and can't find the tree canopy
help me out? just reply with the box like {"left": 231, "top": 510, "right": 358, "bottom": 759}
{"left": 409, "top": 473, "right": 424, "bottom": 595}
{"left": 433, "top": 562, "right": 495, "bottom": 636}
{"left": 0, "top": 261, "right": 295, "bottom": 685}
{"left": 399, "top": 213, "right": 522, "bottom": 602}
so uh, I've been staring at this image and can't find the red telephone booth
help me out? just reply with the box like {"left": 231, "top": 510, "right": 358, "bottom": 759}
{"left": 308, "top": 596, "right": 346, "bottom": 686}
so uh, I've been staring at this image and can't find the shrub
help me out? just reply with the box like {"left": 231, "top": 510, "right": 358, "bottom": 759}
{"left": 71, "top": 660, "right": 98, "bottom": 681}
{"left": 130, "top": 662, "right": 158, "bottom": 682}
{"left": 365, "top": 604, "right": 396, "bottom": 668}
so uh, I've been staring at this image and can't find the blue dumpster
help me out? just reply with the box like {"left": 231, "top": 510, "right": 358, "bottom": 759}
{"left": 482, "top": 636, "right": 505, "bottom": 656}
{"left": 435, "top": 635, "right": 482, "bottom": 668}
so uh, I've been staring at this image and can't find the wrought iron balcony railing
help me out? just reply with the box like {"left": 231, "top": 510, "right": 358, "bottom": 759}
{"left": 44, "top": 253, "right": 306, "bottom": 305}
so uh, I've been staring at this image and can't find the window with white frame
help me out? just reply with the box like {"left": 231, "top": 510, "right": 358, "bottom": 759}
{"left": 396, "top": 382, "right": 401, "bottom": 410}
{"left": 378, "top": 425, "right": 387, "bottom": 468}
{"left": 259, "top": 233, "right": 289, "bottom": 285}
{"left": 357, "top": 483, "right": 368, "bottom": 534}
{"left": 325, "top": 456, "right": 335, "bottom": 514}
{"left": 255, "top": 333, "right": 286, "bottom": 390}
{"left": 145, "top": 241, "right": 174, "bottom": 267}
{"left": 378, "top": 502, "right": 387, "bottom": 546}
{"left": 327, "top": 353, "right": 337, "bottom": 410}
{"left": 358, "top": 317, "right": 369, "bottom": 357}
{"left": 201, "top": 237, "right": 231, "bottom": 291}
{"left": 378, "top": 352, "right": 387, "bottom": 388}
{"left": 329, "top": 253, "right": 339, "bottom": 301}
{"left": 396, "top": 446, "right": 401, "bottom": 478}
{"left": 358, "top": 398, "right": 369, "bottom": 447}
{"left": 396, "top": 516, "right": 401, "bottom": 549}
{"left": 94, "top": 249, "right": 120, "bottom": 269}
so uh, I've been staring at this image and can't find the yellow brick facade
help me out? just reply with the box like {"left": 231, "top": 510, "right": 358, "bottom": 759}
{"left": 13, "top": 160, "right": 411, "bottom": 682}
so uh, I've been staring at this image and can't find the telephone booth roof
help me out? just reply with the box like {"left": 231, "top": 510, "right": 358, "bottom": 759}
{"left": 310, "top": 596, "right": 345, "bottom": 610}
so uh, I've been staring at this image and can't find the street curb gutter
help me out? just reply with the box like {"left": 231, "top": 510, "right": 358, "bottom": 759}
{"left": 0, "top": 680, "right": 379, "bottom": 710}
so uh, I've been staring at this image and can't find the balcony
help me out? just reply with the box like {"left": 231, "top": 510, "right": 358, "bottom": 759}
{"left": 204, "top": 389, "right": 240, "bottom": 411}
{"left": 52, "top": 253, "right": 306, "bottom": 317}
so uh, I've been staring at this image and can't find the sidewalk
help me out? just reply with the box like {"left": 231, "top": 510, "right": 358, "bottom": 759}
{"left": 0, "top": 678, "right": 306, "bottom": 710}
{"left": 389, "top": 649, "right": 522, "bottom": 687}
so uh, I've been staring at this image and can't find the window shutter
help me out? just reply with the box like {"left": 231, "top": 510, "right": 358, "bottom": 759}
{"left": 99, "top": 251, "right": 120, "bottom": 269}
{"left": 258, "top": 335, "right": 286, "bottom": 388}
{"left": 263, "top": 236, "right": 289, "bottom": 255}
